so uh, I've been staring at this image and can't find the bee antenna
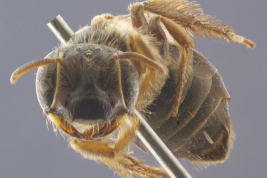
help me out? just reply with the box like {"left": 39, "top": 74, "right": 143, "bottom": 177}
{"left": 111, "top": 52, "right": 166, "bottom": 74}
{"left": 10, "top": 58, "right": 63, "bottom": 84}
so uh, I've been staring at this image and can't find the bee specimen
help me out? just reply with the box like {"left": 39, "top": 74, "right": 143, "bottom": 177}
{"left": 10, "top": 0, "right": 255, "bottom": 177}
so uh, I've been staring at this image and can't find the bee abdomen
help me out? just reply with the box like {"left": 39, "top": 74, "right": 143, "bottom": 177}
{"left": 138, "top": 49, "right": 234, "bottom": 163}
{"left": 173, "top": 98, "right": 234, "bottom": 162}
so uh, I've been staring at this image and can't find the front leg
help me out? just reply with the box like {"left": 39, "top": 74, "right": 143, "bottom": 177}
{"left": 69, "top": 115, "right": 169, "bottom": 178}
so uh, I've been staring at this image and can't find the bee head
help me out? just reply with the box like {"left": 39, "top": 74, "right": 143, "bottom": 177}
{"left": 36, "top": 44, "right": 137, "bottom": 131}
{"left": 10, "top": 43, "right": 164, "bottom": 139}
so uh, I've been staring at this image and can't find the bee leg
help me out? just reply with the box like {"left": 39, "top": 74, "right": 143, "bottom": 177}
{"left": 114, "top": 116, "right": 169, "bottom": 178}
{"left": 91, "top": 13, "right": 114, "bottom": 26}
{"left": 148, "top": 16, "right": 170, "bottom": 64}
{"left": 129, "top": 2, "right": 149, "bottom": 33}
{"left": 227, "top": 33, "right": 256, "bottom": 49}
{"left": 129, "top": 2, "right": 194, "bottom": 116}
{"left": 128, "top": 2, "right": 162, "bottom": 65}
{"left": 159, "top": 16, "right": 194, "bottom": 116}
{"left": 143, "top": 0, "right": 255, "bottom": 48}
{"left": 69, "top": 114, "right": 137, "bottom": 159}
{"left": 128, "top": 31, "right": 167, "bottom": 108}
{"left": 129, "top": 3, "right": 168, "bottom": 109}
{"left": 70, "top": 115, "right": 169, "bottom": 178}
{"left": 114, "top": 154, "right": 170, "bottom": 178}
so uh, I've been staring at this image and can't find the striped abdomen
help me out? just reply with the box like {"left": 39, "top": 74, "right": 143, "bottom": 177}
{"left": 137, "top": 46, "right": 235, "bottom": 163}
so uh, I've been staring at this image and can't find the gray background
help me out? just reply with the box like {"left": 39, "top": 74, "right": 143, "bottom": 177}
{"left": 1, "top": 0, "right": 266, "bottom": 177}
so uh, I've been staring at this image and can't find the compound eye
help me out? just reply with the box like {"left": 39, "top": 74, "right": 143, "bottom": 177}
{"left": 36, "top": 63, "right": 57, "bottom": 110}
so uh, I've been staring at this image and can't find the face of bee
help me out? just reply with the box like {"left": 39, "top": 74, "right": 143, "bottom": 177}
{"left": 36, "top": 44, "right": 127, "bottom": 133}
